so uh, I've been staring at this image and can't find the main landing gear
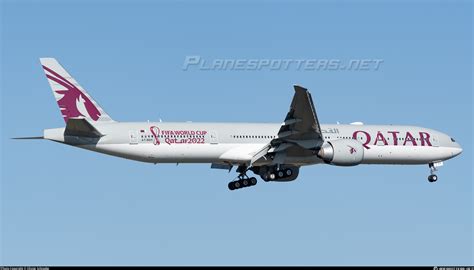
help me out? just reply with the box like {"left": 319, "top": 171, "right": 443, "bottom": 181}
{"left": 228, "top": 165, "right": 257, "bottom": 191}
{"left": 262, "top": 168, "right": 293, "bottom": 182}
{"left": 428, "top": 162, "right": 443, "bottom": 183}
{"left": 228, "top": 176, "right": 257, "bottom": 190}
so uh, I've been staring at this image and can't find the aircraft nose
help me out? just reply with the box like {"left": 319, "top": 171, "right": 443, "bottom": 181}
{"left": 452, "top": 143, "right": 463, "bottom": 157}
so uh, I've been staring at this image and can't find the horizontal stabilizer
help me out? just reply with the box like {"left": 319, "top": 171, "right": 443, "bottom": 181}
{"left": 64, "top": 118, "right": 103, "bottom": 138}
{"left": 12, "top": 136, "right": 44, "bottom": 140}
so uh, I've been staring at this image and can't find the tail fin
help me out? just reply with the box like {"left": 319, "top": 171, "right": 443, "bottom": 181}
{"left": 40, "top": 58, "right": 114, "bottom": 124}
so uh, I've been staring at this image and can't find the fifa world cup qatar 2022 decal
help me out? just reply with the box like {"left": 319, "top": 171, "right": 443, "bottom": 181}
{"left": 149, "top": 126, "right": 208, "bottom": 145}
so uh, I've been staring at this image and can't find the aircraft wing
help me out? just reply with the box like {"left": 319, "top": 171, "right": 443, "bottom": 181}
{"left": 251, "top": 85, "right": 324, "bottom": 165}
{"left": 218, "top": 85, "right": 325, "bottom": 167}
{"left": 276, "top": 85, "right": 323, "bottom": 144}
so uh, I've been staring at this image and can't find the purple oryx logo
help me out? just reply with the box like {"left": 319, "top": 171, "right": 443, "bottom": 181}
{"left": 348, "top": 145, "right": 357, "bottom": 154}
{"left": 43, "top": 65, "right": 101, "bottom": 122}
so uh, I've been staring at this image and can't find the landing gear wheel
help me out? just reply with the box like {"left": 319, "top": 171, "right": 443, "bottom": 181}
{"left": 233, "top": 181, "right": 241, "bottom": 189}
{"left": 269, "top": 173, "right": 276, "bottom": 180}
{"left": 285, "top": 169, "right": 293, "bottom": 177}
{"left": 263, "top": 175, "right": 270, "bottom": 182}
{"left": 428, "top": 174, "right": 438, "bottom": 182}
{"left": 228, "top": 165, "right": 259, "bottom": 191}
{"left": 250, "top": 177, "right": 257, "bottom": 186}
{"left": 277, "top": 171, "right": 284, "bottom": 178}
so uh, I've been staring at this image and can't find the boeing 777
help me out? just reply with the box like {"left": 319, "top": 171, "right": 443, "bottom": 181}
{"left": 15, "top": 58, "right": 463, "bottom": 190}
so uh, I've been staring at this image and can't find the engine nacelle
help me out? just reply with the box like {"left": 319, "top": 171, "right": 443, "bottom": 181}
{"left": 317, "top": 139, "right": 364, "bottom": 166}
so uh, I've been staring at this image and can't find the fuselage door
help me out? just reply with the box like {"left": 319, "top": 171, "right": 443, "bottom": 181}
{"left": 210, "top": 131, "right": 218, "bottom": 144}
{"left": 129, "top": 130, "right": 138, "bottom": 144}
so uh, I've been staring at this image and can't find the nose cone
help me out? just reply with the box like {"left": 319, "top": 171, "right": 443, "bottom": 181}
{"left": 452, "top": 143, "right": 463, "bottom": 157}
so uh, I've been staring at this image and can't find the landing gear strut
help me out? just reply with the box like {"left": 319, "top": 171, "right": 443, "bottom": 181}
{"left": 428, "top": 162, "right": 443, "bottom": 183}
{"left": 228, "top": 165, "right": 257, "bottom": 191}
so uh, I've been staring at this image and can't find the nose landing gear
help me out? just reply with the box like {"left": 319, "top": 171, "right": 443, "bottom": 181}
{"left": 428, "top": 162, "right": 443, "bottom": 183}
{"left": 428, "top": 174, "right": 438, "bottom": 182}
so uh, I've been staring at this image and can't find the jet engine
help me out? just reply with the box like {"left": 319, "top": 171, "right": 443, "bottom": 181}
{"left": 317, "top": 139, "right": 364, "bottom": 166}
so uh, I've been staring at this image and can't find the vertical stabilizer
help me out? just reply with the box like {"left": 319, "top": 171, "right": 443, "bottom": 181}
{"left": 40, "top": 58, "right": 114, "bottom": 123}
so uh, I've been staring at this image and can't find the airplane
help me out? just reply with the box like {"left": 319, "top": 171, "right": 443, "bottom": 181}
{"left": 15, "top": 58, "right": 463, "bottom": 191}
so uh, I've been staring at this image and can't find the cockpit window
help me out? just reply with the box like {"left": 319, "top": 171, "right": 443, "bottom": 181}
{"left": 451, "top": 138, "right": 456, "bottom": 142}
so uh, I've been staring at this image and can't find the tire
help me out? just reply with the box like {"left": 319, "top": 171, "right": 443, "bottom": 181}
{"left": 234, "top": 181, "right": 241, "bottom": 189}
{"left": 285, "top": 169, "right": 293, "bottom": 176}
{"left": 269, "top": 173, "right": 276, "bottom": 180}
{"left": 277, "top": 171, "right": 284, "bottom": 178}
{"left": 250, "top": 177, "right": 257, "bottom": 185}
{"left": 228, "top": 182, "right": 235, "bottom": 190}
{"left": 242, "top": 179, "right": 249, "bottom": 187}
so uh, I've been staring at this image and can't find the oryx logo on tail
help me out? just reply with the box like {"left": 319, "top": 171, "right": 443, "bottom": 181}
{"left": 43, "top": 65, "right": 101, "bottom": 122}
{"left": 40, "top": 58, "right": 114, "bottom": 123}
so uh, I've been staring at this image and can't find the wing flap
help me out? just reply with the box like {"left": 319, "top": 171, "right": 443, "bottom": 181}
{"left": 250, "top": 143, "right": 272, "bottom": 165}
{"left": 219, "top": 144, "right": 270, "bottom": 165}
{"left": 211, "top": 163, "right": 233, "bottom": 171}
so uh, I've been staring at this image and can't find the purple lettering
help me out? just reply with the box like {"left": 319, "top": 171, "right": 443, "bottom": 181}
{"left": 403, "top": 132, "right": 417, "bottom": 146}
{"left": 353, "top": 130, "right": 371, "bottom": 149}
{"left": 374, "top": 131, "right": 388, "bottom": 146}
{"left": 419, "top": 132, "right": 432, "bottom": 146}
{"left": 387, "top": 131, "right": 399, "bottom": 146}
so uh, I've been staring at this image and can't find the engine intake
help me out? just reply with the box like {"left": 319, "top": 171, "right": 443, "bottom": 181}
{"left": 318, "top": 139, "right": 364, "bottom": 166}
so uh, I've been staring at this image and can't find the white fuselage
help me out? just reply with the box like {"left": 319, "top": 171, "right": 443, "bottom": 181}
{"left": 43, "top": 122, "right": 463, "bottom": 166}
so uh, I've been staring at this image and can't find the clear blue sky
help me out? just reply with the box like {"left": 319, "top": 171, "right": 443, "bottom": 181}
{"left": 1, "top": 0, "right": 472, "bottom": 266}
